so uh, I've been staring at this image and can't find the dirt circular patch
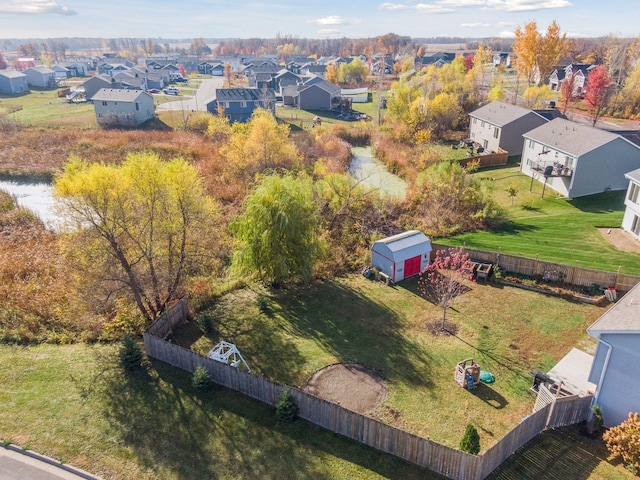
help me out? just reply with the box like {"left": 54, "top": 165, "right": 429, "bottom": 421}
{"left": 303, "top": 363, "right": 387, "bottom": 414}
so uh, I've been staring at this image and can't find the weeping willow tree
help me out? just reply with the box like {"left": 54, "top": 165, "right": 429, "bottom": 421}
{"left": 231, "top": 174, "right": 321, "bottom": 287}
{"left": 54, "top": 152, "right": 218, "bottom": 322}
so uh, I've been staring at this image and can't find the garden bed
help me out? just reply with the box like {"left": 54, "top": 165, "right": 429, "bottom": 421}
{"left": 498, "top": 277, "right": 608, "bottom": 306}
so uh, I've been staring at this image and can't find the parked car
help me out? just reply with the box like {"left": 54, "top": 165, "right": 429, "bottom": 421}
{"left": 146, "top": 88, "right": 160, "bottom": 94}
{"left": 163, "top": 87, "right": 180, "bottom": 95}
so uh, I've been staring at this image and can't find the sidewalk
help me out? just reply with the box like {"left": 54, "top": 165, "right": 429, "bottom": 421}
{"left": 0, "top": 444, "right": 101, "bottom": 480}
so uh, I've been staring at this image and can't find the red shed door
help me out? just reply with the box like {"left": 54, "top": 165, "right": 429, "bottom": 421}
{"left": 404, "top": 255, "right": 421, "bottom": 278}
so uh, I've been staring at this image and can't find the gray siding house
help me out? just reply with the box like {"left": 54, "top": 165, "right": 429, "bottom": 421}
{"left": 23, "top": 66, "right": 57, "bottom": 88}
{"left": 83, "top": 75, "right": 122, "bottom": 100}
{"left": 92, "top": 88, "right": 155, "bottom": 127}
{"left": 206, "top": 87, "right": 276, "bottom": 123}
{"left": 587, "top": 281, "right": 640, "bottom": 427}
{"left": 621, "top": 168, "right": 640, "bottom": 240}
{"left": 0, "top": 70, "right": 29, "bottom": 94}
{"left": 521, "top": 118, "right": 640, "bottom": 198}
{"left": 469, "top": 101, "right": 548, "bottom": 155}
{"left": 297, "top": 79, "right": 340, "bottom": 111}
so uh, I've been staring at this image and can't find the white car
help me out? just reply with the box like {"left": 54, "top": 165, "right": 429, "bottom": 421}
{"left": 163, "top": 87, "right": 180, "bottom": 95}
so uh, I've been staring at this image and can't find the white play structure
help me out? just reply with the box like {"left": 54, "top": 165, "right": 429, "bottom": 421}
{"left": 207, "top": 341, "right": 251, "bottom": 372}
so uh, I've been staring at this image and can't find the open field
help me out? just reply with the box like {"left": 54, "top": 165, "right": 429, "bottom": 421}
{"left": 1, "top": 89, "right": 97, "bottom": 127}
{"left": 173, "top": 274, "right": 605, "bottom": 450}
{"left": 439, "top": 162, "right": 640, "bottom": 274}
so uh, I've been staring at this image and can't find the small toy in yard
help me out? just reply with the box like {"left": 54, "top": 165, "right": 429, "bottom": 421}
{"left": 207, "top": 341, "right": 251, "bottom": 372}
{"left": 455, "top": 358, "right": 480, "bottom": 390}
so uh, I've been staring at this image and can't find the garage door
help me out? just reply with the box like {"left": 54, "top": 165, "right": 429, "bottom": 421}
{"left": 404, "top": 255, "right": 422, "bottom": 278}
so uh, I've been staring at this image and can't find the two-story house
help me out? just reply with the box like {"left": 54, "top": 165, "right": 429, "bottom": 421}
{"left": 622, "top": 168, "right": 640, "bottom": 240}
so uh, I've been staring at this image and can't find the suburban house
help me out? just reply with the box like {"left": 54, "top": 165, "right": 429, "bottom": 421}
{"left": 91, "top": 88, "right": 155, "bottom": 127}
{"left": 273, "top": 69, "right": 302, "bottom": 95}
{"left": 51, "top": 65, "right": 71, "bottom": 80}
{"left": 83, "top": 74, "right": 122, "bottom": 100}
{"left": 549, "top": 64, "right": 595, "bottom": 96}
{"left": 520, "top": 118, "right": 640, "bottom": 198}
{"left": 206, "top": 87, "right": 276, "bottom": 123}
{"left": 468, "top": 101, "right": 548, "bottom": 155}
{"left": 371, "top": 230, "right": 432, "bottom": 283}
{"left": 587, "top": 281, "right": 640, "bottom": 427}
{"left": 293, "top": 77, "right": 341, "bottom": 111}
{"left": 23, "top": 66, "right": 57, "bottom": 88}
{"left": 97, "top": 58, "right": 134, "bottom": 75}
{"left": 300, "top": 64, "right": 326, "bottom": 78}
{"left": 0, "top": 70, "right": 29, "bottom": 94}
{"left": 621, "top": 167, "right": 640, "bottom": 240}
{"left": 492, "top": 52, "right": 512, "bottom": 68}
{"left": 197, "top": 61, "right": 224, "bottom": 76}
{"left": 415, "top": 52, "right": 455, "bottom": 69}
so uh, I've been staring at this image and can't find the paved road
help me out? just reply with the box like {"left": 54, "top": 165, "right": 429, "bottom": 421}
{"left": 0, "top": 445, "right": 100, "bottom": 480}
{"left": 158, "top": 77, "right": 224, "bottom": 112}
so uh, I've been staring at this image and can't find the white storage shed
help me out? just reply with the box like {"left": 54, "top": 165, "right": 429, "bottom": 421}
{"left": 371, "top": 230, "right": 432, "bottom": 283}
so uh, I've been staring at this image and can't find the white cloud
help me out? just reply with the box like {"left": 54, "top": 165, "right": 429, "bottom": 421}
{"left": 378, "top": 2, "right": 410, "bottom": 10}
{"left": 308, "top": 15, "right": 345, "bottom": 25}
{"left": 433, "top": 0, "right": 571, "bottom": 10}
{"left": 0, "top": 0, "right": 76, "bottom": 15}
{"left": 415, "top": 3, "right": 455, "bottom": 13}
{"left": 485, "top": 0, "right": 572, "bottom": 12}
{"left": 498, "top": 30, "right": 516, "bottom": 38}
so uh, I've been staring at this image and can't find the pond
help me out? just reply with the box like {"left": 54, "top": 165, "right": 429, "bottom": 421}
{"left": 349, "top": 147, "right": 407, "bottom": 198}
{"left": 0, "top": 180, "right": 60, "bottom": 230}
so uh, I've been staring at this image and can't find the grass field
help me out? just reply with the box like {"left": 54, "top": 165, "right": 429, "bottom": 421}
{"left": 438, "top": 161, "right": 640, "bottom": 274}
{"left": 173, "top": 275, "right": 605, "bottom": 450}
{"left": 0, "top": 276, "right": 633, "bottom": 479}
{"left": 1, "top": 89, "right": 97, "bottom": 127}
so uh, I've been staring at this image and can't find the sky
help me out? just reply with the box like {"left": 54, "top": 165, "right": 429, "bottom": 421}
{"left": 0, "top": 0, "right": 638, "bottom": 40}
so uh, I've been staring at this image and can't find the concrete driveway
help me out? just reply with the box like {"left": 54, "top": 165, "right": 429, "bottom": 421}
{"left": 0, "top": 445, "right": 100, "bottom": 480}
{"left": 158, "top": 77, "right": 224, "bottom": 112}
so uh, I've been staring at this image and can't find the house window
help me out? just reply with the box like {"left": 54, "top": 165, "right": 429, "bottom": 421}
{"left": 528, "top": 140, "right": 534, "bottom": 148}
{"left": 632, "top": 215, "right": 640, "bottom": 236}
{"left": 629, "top": 182, "right": 640, "bottom": 204}
{"left": 481, "top": 121, "right": 485, "bottom": 128}
{"left": 483, "top": 139, "right": 488, "bottom": 149}
{"left": 493, "top": 127, "right": 499, "bottom": 139}
{"left": 102, "top": 101, "right": 107, "bottom": 106}
{"left": 565, "top": 156, "right": 574, "bottom": 169}
{"left": 473, "top": 118, "right": 477, "bottom": 124}
{"left": 241, "top": 101, "right": 246, "bottom": 108}
{"left": 135, "top": 103, "right": 140, "bottom": 111}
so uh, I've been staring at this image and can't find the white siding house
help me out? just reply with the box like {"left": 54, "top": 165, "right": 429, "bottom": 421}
{"left": 371, "top": 231, "right": 431, "bottom": 283}
{"left": 92, "top": 88, "right": 155, "bottom": 127}
{"left": 468, "top": 101, "right": 548, "bottom": 155}
{"left": 521, "top": 118, "right": 640, "bottom": 198}
{"left": 587, "top": 281, "right": 640, "bottom": 427}
{"left": 622, "top": 168, "right": 640, "bottom": 240}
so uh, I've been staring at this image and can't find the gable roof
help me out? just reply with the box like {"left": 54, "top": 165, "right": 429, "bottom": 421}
{"left": 470, "top": 101, "right": 546, "bottom": 127}
{"left": 523, "top": 118, "right": 632, "bottom": 157}
{"left": 91, "top": 88, "right": 149, "bottom": 102}
{"left": 299, "top": 78, "right": 340, "bottom": 95}
{"left": 0, "top": 70, "right": 27, "bottom": 79}
{"left": 215, "top": 88, "right": 275, "bottom": 102}
{"left": 587, "top": 281, "right": 640, "bottom": 337}
{"left": 373, "top": 230, "right": 430, "bottom": 253}
{"left": 625, "top": 167, "right": 640, "bottom": 184}
{"left": 25, "top": 66, "right": 55, "bottom": 75}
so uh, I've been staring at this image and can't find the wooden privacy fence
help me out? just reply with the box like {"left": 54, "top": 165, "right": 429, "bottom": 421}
{"left": 458, "top": 149, "right": 509, "bottom": 169}
{"left": 143, "top": 300, "right": 594, "bottom": 480}
{"left": 432, "top": 243, "right": 640, "bottom": 292}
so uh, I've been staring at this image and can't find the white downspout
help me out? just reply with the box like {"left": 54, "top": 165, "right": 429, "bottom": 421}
{"left": 590, "top": 338, "right": 613, "bottom": 419}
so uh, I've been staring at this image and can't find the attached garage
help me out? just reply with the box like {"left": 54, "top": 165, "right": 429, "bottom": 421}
{"left": 371, "top": 230, "right": 432, "bottom": 283}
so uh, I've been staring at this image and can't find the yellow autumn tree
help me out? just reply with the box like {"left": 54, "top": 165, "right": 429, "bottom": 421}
{"left": 513, "top": 21, "right": 567, "bottom": 86}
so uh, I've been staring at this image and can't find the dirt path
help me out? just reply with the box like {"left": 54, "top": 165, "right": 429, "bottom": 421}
{"left": 597, "top": 228, "right": 640, "bottom": 254}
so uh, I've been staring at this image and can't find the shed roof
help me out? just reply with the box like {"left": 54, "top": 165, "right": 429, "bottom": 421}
{"left": 91, "top": 88, "right": 149, "bottom": 102}
{"left": 587, "top": 281, "right": 640, "bottom": 336}
{"left": 0, "top": 70, "right": 27, "bottom": 79}
{"left": 469, "top": 101, "right": 545, "bottom": 127}
{"left": 373, "top": 230, "right": 430, "bottom": 253}
{"left": 523, "top": 118, "right": 631, "bottom": 157}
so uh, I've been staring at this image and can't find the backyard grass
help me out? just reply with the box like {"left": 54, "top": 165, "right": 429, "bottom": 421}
{"left": 0, "top": 89, "right": 97, "bottom": 127}
{"left": 438, "top": 162, "right": 640, "bottom": 274}
{"left": 0, "top": 343, "right": 439, "bottom": 480}
{"left": 173, "top": 274, "right": 605, "bottom": 451}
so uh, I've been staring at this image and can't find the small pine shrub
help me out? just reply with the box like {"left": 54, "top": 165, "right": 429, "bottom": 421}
{"left": 256, "top": 294, "right": 270, "bottom": 314}
{"left": 459, "top": 424, "right": 481, "bottom": 455}
{"left": 119, "top": 334, "right": 144, "bottom": 371}
{"left": 196, "top": 313, "right": 214, "bottom": 335}
{"left": 591, "top": 405, "right": 604, "bottom": 433}
{"left": 276, "top": 389, "right": 298, "bottom": 423}
{"left": 192, "top": 365, "right": 213, "bottom": 391}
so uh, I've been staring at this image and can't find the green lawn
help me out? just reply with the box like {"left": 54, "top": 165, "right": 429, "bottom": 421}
{"left": 438, "top": 162, "right": 640, "bottom": 274}
{"left": 0, "top": 343, "right": 437, "bottom": 480}
{"left": 174, "top": 274, "right": 605, "bottom": 450}
{"left": 0, "top": 89, "right": 97, "bottom": 127}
